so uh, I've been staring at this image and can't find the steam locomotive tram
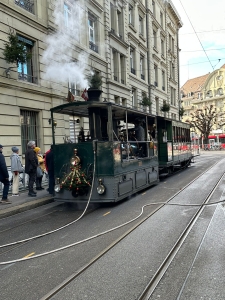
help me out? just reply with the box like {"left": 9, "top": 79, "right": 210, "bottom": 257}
{"left": 50, "top": 100, "right": 193, "bottom": 203}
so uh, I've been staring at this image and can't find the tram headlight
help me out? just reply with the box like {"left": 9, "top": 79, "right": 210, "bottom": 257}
{"left": 97, "top": 179, "right": 106, "bottom": 195}
{"left": 54, "top": 184, "right": 61, "bottom": 193}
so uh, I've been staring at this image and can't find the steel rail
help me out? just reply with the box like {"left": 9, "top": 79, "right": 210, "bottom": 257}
{"left": 138, "top": 169, "right": 225, "bottom": 300}
{"left": 40, "top": 159, "right": 224, "bottom": 300}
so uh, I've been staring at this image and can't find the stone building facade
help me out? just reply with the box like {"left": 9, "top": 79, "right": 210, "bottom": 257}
{"left": 0, "top": 0, "right": 182, "bottom": 165}
{"left": 181, "top": 64, "right": 225, "bottom": 136}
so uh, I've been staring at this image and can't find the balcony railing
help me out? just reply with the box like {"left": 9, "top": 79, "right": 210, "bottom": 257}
{"left": 15, "top": 0, "right": 34, "bottom": 14}
{"left": 121, "top": 79, "right": 125, "bottom": 84}
{"left": 141, "top": 74, "right": 145, "bottom": 80}
{"left": 18, "top": 72, "right": 37, "bottom": 84}
{"left": 131, "top": 68, "right": 136, "bottom": 75}
{"left": 89, "top": 41, "right": 98, "bottom": 53}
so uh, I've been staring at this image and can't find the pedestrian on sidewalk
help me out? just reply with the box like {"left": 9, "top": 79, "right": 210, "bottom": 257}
{"left": 34, "top": 147, "right": 45, "bottom": 190}
{"left": 0, "top": 144, "right": 11, "bottom": 204}
{"left": 45, "top": 145, "right": 55, "bottom": 195}
{"left": 25, "top": 141, "right": 38, "bottom": 197}
{"left": 10, "top": 146, "right": 24, "bottom": 196}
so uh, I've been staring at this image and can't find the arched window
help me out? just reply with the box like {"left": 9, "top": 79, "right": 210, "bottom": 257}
{"left": 217, "top": 88, "right": 223, "bottom": 96}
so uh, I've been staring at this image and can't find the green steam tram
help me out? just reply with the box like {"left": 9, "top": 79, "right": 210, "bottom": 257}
{"left": 50, "top": 100, "right": 193, "bottom": 203}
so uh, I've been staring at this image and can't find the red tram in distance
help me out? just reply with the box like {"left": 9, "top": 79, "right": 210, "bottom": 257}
{"left": 206, "top": 134, "right": 225, "bottom": 149}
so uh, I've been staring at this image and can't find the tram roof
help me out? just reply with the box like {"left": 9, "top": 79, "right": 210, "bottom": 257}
{"left": 50, "top": 100, "right": 155, "bottom": 120}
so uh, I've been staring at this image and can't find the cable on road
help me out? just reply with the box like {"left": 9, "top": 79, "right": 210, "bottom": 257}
{"left": 0, "top": 198, "right": 224, "bottom": 265}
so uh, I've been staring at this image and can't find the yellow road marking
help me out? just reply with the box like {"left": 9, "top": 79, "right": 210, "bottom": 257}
{"left": 23, "top": 252, "right": 35, "bottom": 258}
{"left": 103, "top": 211, "right": 111, "bottom": 216}
{"left": 142, "top": 192, "right": 146, "bottom": 195}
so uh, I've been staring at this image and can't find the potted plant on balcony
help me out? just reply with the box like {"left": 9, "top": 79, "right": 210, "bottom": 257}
{"left": 160, "top": 102, "right": 170, "bottom": 112}
{"left": 139, "top": 96, "right": 152, "bottom": 112}
{"left": 3, "top": 32, "right": 31, "bottom": 67}
{"left": 87, "top": 72, "right": 102, "bottom": 101}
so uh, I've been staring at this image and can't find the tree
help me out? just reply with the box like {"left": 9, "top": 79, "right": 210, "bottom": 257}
{"left": 3, "top": 32, "right": 31, "bottom": 66}
{"left": 179, "top": 106, "right": 185, "bottom": 117}
{"left": 186, "top": 105, "right": 225, "bottom": 144}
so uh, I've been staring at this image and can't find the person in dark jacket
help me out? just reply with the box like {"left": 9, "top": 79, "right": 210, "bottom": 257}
{"left": 0, "top": 144, "right": 11, "bottom": 204}
{"left": 45, "top": 145, "right": 54, "bottom": 195}
{"left": 25, "top": 141, "right": 38, "bottom": 197}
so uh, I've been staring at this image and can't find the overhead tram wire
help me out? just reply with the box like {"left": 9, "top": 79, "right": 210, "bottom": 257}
{"left": 177, "top": 0, "right": 215, "bottom": 71}
{"left": 6, "top": 2, "right": 224, "bottom": 95}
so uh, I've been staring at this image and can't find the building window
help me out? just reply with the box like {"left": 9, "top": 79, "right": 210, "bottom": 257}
{"left": 217, "top": 88, "right": 223, "bottom": 96}
{"left": 140, "top": 56, "right": 145, "bottom": 80}
{"left": 20, "top": 110, "right": 39, "bottom": 154}
{"left": 154, "top": 64, "right": 158, "bottom": 86}
{"left": 129, "top": 5, "right": 134, "bottom": 25}
{"left": 172, "top": 37, "right": 175, "bottom": 53}
{"left": 160, "top": 11, "right": 163, "bottom": 27}
{"left": 110, "top": 3, "right": 115, "bottom": 31}
{"left": 131, "top": 88, "right": 137, "bottom": 108}
{"left": 153, "top": 30, "right": 157, "bottom": 49}
{"left": 206, "top": 90, "right": 213, "bottom": 98}
{"left": 162, "top": 70, "right": 165, "bottom": 90}
{"left": 64, "top": 2, "right": 72, "bottom": 27}
{"left": 169, "top": 34, "right": 175, "bottom": 53}
{"left": 130, "top": 48, "right": 135, "bottom": 74}
{"left": 169, "top": 34, "right": 172, "bottom": 51}
{"left": 88, "top": 13, "right": 98, "bottom": 53}
{"left": 170, "top": 87, "right": 176, "bottom": 106}
{"left": 115, "top": 96, "right": 120, "bottom": 104}
{"left": 171, "top": 113, "right": 176, "bottom": 120}
{"left": 161, "top": 39, "right": 165, "bottom": 56}
{"left": 139, "top": 16, "right": 143, "bottom": 35}
{"left": 15, "top": 0, "right": 34, "bottom": 14}
{"left": 120, "top": 54, "right": 126, "bottom": 84}
{"left": 113, "top": 50, "right": 119, "bottom": 81}
{"left": 155, "top": 97, "right": 159, "bottom": 115}
{"left": 17, "top": 36, "right": 37, "bottom": 84}
{"left": 69, "top": 78, "right": 80, "bottom": 97}
{"left": 170, "top": 61, "right": 175, "bottom": 79}
{"left": 117, "top": 10, "right": 123, "bottom": 39}
{"left": 152, "top": 1, "right": 156, "bottom": 17}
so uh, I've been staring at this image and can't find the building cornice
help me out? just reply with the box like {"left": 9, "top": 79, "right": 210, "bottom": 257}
{"left": 137, "top": 1, "right": 146, "bottom": 15}
{"left": 0, "top": 5, "right": 48, "bottom": 33}
{"left": 0, "top": 78, "right": 64, "bottom": 99}
{"left": 109, "top": 31, "right": 130, "bottom": 48}
{"left": 106, "top": 79, "right": 131, "bottom": 91}
{"left": 89, "top": 0, "right": 104, "bottom": 13}
{"left": 128, "top": 32, "right": 140, "bottom": 46}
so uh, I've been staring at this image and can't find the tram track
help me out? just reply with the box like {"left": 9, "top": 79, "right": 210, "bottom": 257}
{"left": 138, "top": 169, "right": 225, "bottom": 299}
{"left": 40, "top": 159, "right": 225, "bottom": 300}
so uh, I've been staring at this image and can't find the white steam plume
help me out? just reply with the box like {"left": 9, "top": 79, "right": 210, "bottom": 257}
{"left": 42, "top": 0, "right": 89, "bottom": 88}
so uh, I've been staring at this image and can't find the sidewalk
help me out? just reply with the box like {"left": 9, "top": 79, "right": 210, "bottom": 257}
{"left": 0, "top": 189, "right": 54, "bottom": 219}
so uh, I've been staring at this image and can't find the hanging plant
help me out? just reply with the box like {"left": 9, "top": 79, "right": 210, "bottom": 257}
{"left": 179, "top": 106, "right": 185, "bottom": 117}
{"left": 3, "top": 32, "right": 31, "bottom": 66}
{"left": 160, "top": 102, "right": 170, "bottom": 112}
{"left": 139, "top": 96, "right": 152, "bottom": 107}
